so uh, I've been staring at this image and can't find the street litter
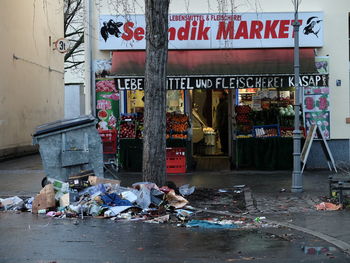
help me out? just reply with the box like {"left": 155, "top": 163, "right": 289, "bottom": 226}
{"left": 1, "top": 171, "right": 262, "bottom": 230}
{"left": 186, "top": 219, "right": 240, "bottom": 229}
{"left": 104, "top": 206, "right": 133, "bottom": 217}
{"left": 145, "top": 214, "right": 170, "bottom": 224}
{"left": 166, "top": 189, "right": 189, "bottom": 209}
{"left": 302, "top": 246, "right": 336, "bottom": 255}
{"left": 254, "top": 216, "right": 266, "bottom": 223}
{"left": 179, "top": 184, "right": 195, "bottom": 196}
{"left": 1, "top": 171, "right": 196, "bottom": 223}
{"left": 0, "top": 196, "right": 24, "bottom": 211}
{"left": 121, "top": 191, "right": 138, "bottom": 203}
{"left": 315, "top": 202, "right": 342, "bottom": 211}
{"left": 176, "top": 209, "right": 194, "bottom": 221}
{"left": 32, "top": 184, "right": 56, "bottom": 213}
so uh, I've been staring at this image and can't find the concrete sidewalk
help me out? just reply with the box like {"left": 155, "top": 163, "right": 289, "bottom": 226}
{"left": 0, "top": 154, "right": 349, "bottom": 254}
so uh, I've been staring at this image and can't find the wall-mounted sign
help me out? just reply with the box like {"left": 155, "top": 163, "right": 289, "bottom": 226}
{"left": 114, "top": 74, "right": 328, "bottom": 90}
{"left": 54, "top": 38, "right": 70, "bottom": 53}
{"left": 99, "top": 12, "right": 324, "bottom": 50}
{"left": 304, "top": 86, "right": 331, "bottom": 139}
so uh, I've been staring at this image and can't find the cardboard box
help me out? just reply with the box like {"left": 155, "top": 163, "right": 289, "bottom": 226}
{"left": 32, "top": 184, "right": 56, "bottom": 214}
{"left": 88, "top": 176, "right": 120, "bottom": 186}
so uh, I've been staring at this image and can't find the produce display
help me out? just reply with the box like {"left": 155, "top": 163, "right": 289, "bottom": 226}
{"left": 235, "top": 105, "right": 252, "bottom": 124}
{"left": 118, "top": 113, "right": 144, "bottom": 139}
{"left": 136, "top": 123, "right": 144, "bottom": 139}
{"left": 279, "top": 105, "right": 295, "bottom": 117}
{"left": 280, "top": 127, "right": 305, "bottom": 138}
{"left": 253, "top": 126, "right": 279, "bottom": 138}
{"left": 235, "top": 105, "right": 253, "bottom": 136}
{"left": 119, "top": 122, "right": 136, "bottom": 138}
{"left": 203, "top": 127, "right": 215, "bottom": 134}
{"left": 166, "top": 112, "right": 189, "bottom": 139}
{"left": 235, "top": 100, "right": 305, "bottom": 138}
{"left": 280, "top": 128, "right": 293, "bottom": 137}
{"left": 118, "top": 112, "right": 189, "bottom": 140}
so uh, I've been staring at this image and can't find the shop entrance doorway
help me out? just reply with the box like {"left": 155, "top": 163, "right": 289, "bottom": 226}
{"left": 191, "top": 90, "right": 232, "bottom": 170}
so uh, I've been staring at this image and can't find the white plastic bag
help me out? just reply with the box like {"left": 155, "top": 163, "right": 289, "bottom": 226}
{"left": 136, "top": 185, "right": 151, "bottom": 209}
{"left": 179, "top": 184, "right": 195, "bottom": 196}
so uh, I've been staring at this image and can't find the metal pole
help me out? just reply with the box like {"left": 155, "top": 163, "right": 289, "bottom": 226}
{"left": 291, "top": 3, "right": 303, "bottom": 193}
{"left": 84, "top": 0, "right": 94, "bottom": 116}
{"left": 89, "top": 0, "right": 96, "bottom": 117}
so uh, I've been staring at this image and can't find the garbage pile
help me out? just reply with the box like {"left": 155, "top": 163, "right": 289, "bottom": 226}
{"left": 0, "top": 174, "right": 274, "bottom": 229}
{"left": 0, "top": 171, "right": 199, "bottom": 224}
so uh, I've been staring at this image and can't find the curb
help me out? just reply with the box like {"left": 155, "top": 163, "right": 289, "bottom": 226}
{"left": 199, "top": 187, "right": 350, "bottom": 256}
{"left": 196, "top": 208, "right": 350, "bottom": 255}
{"left": 245, "top": 187, "right": 350, "bottom": 255}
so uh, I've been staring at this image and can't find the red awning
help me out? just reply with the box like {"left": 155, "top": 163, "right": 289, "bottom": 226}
{"left": 111, "top": 48, "right": 316, "bottom": 76}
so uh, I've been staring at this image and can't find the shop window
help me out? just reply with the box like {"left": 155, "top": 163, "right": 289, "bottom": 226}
{"left": 122, "top": 90, "right": 188, "bottom": 140}
{"left": 236, "top": 87, "right": 296, "bottom": 137}
{"left": 125, "top": 90, "right": 185, "bottom": 114}
{"left": 167, "top": 90, "right": 185, "bottom": 113}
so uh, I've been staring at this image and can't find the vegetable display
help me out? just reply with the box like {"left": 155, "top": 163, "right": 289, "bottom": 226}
{"left": 279, "top": 105, "right": 295, "bottom": 117}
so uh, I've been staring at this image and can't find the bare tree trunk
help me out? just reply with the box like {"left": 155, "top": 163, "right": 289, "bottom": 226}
{"left": 142, "top": 0, "right": 170, "bottom": 186}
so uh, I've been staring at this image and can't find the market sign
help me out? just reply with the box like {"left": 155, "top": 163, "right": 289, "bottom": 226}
{"left": 114, "top": 74, "right": 328, "bottom": 90}
{"left": 99, "top": 12, "right": 323, "bottom": 50}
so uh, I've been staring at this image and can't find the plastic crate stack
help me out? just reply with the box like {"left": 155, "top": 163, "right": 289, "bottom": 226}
{"left": 166, "top": 147, "right": 186, "bottom": 174}
{"left": 99, "top": 130, "right": 117, "bottom": 154}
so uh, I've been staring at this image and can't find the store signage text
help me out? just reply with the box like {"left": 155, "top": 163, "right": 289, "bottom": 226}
{"left": 115, "top": 74, "right": 328, "bottom": 90}
{"left": 99, "top": 12, "right": 323, "bottom": 50}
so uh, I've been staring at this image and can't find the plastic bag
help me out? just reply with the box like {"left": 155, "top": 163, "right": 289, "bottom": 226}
{"left": 47, "top": 178, "right": 69, "bottom": 193}
{"left": 179, "top": 184, "right": 195, "bottom": 196}
{"left": 0, "top": 196, "right": 24, "bottom": 210}
{"left": 121, "top": 191, "right": 138, "bottom": 203}
{"left": 136, "top": 185, "right": 151, "bottom": 209}
{"left": 132, "top": 182, "right": 159, "bottom": 190}
{"left": 79, "top": 184, "right": 107, "bottom": 197}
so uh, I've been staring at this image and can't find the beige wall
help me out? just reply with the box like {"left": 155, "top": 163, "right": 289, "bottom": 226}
{"left": 93, "top": 0, "right": 350, "bottom": 139}
{"left": 0, "top": 0, "right": 64, "bottom": 157}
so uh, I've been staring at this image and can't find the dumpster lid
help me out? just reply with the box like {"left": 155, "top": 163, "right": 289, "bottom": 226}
{"left": 33, "top": 115, "right": 97, "bottom": 137}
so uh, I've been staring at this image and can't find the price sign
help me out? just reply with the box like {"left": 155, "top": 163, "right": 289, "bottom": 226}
{"left": 54, "top": 38, "right": 70, "bottom": 53}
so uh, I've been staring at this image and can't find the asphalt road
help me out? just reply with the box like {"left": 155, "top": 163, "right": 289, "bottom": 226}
{"left": 1, "top": 212, "right": 349, "bottom": 263}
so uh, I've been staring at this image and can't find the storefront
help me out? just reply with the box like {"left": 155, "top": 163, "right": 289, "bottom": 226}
{"left": 96, "top": 11, "right": 329, "bottom": 172}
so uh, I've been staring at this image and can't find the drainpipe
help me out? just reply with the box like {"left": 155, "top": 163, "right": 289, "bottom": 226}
{"left": 84, "top": 0, "right": 95, "bottom": 116}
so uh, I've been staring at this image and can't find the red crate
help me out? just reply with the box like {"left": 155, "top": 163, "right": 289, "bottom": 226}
{"left": 99, "top": 130, "right": 117, "bottom": 154}
{"left": 166, "top": 148, "right": 186, "bottom": 174}
{"left": 166, "top": 147, "right": 185, "bottom": 158}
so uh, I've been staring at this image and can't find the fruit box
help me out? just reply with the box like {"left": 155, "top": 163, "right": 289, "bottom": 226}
{"left": 253, "top": 124, "right": 280, "bottom": 138}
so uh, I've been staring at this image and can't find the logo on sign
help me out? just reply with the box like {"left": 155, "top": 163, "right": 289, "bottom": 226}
{"left": 303, "top": 16, "right": 322, "bottom": 38}
{"left": 100, "top": 19, "right": 124, "bottom": 42}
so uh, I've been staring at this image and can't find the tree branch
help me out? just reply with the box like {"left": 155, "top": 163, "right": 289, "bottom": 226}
{"left": 65, "top": 28, "right": 84, "bottom": 37}
{"left": 65, "top": 33, "right": 84, "bottom": 62}
{"left": 64, "top": 61, "right": 84, "bottom": 70}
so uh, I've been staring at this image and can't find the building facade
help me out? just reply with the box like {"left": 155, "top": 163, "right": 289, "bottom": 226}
{"left": 0, "top": 0, "right": 65, "bottom": 159}
{"left": 88, "top": 0, "right": 350, "bottom": 170}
